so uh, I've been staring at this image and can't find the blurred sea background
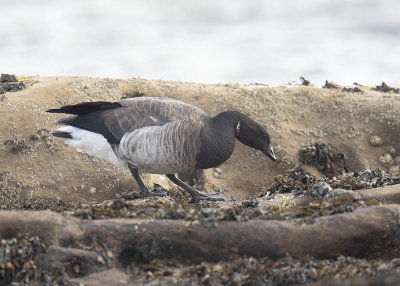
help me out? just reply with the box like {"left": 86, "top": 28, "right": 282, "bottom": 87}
{"left": 1, "top": 0, "right": 399, "bottom": 86}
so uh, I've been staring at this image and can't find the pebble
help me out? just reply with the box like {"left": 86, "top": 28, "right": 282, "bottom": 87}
{"left": 323, "top": 189, "right": 363, "bottom": 202}
{"left": 212, "top": 264, "right": 223, "bottom": 272}
{"left": 23, "top": 261, "right": 33, "bottom": 270}
{"left": 391, "top": 258, "right": 400, "bottom": 266}
{"left": 97, "top": 255, "right": 105, "bottom": 264}
{"left": 387, "top": 146, "right": 396, "bottom": 156}
{"left": 389, "top": 165, "right": 400, "bottom": 174}
{"left": 6, "top": 261, "right": 13, "bottom": 270}
{"left": 310, "top": 182, "right": 332, "bottom": 198}
{"left": 30, "top": 134, "right": 40, "bottom": 141}
{"left": 166, "top": 277, "right": 178, "bottom": 284}
{"left": 379, "top": 153, "right": 394, "bottom": 166}
{"left": 214, "top": 168, "right": 222, "bottom": 174}
{"left": 213, "top": 172, "right": 220, "bottom": 178}
{"left": 73, "top": 263, "right": 80, "bottom": 274}
{"left": 369, "top": 135, "right": 383, "bottom": 147}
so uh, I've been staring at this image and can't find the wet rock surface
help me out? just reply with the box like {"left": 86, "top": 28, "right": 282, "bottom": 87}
{"left": 0, "top": 162, "right": 397, "bottom": 285}
{"left": 0, "top": 203, "right": 396, "bottom": 285}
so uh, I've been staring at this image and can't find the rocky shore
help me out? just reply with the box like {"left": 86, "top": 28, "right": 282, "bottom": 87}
{"left": 1, "top": 75, "right": 400, "bottom": 285}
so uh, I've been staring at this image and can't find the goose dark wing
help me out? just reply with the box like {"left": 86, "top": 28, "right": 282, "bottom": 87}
{"left": 99, "top": 97, "right": 206, "bottom": 143}
{"left": 51, "top": 97, "right": 207, "bottom": 144}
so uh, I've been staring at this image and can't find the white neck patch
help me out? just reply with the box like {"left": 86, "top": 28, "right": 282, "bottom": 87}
{"left": 236, "top": 121, "right": 241, "bottom": 136}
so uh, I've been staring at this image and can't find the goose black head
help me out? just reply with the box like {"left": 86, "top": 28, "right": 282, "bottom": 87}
{"left": 235, "top": 115, "right": 277, "bottom": 162}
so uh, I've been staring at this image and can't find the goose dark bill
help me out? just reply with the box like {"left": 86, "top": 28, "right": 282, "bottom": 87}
{"left": 264, "top": 145, "right": 277, "bottom": 162}
{"left": 48, "top": 97, "right": 277, "bottom": 202}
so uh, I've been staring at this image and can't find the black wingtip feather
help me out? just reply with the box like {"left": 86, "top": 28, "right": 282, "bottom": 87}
{"left": 47, "top": 108, "right": 65, "bottom": 113}
{"left": 52, "top": 131, "right": 73, "bottom": 139}
{"left": 56, "top": 116, "right": 75, "bottom": 125}
{"left": 47, "top": 101, "right": 122, "bottom": 115}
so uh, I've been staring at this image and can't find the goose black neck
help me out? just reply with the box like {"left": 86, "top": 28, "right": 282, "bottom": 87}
{"left": 211, "top": 111, "right": 241, "bottom": 129}
{"left": 195, "top": 111, "right": 241, "bottom": 169}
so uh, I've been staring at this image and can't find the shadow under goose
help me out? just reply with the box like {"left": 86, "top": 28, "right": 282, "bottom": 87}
{"left": 47, "top": 97, "right": 276, "bottom": 202}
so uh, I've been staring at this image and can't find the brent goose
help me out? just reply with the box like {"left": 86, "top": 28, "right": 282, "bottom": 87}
{"left": 47, "top": 97, "right": 277, "bottom": 201}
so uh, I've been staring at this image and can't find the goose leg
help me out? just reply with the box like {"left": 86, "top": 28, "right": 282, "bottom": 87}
{"left": 119, "top": 164, "right": 168, "bottom": 199}
{"left": 166, "top": 174, "right": 224, "bottom": 202}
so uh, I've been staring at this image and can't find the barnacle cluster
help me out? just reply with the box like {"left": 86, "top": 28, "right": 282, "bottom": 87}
{"left": 3, "top": 139, "right": 33, "bottom": 154}
{"left": 128, "top": 255, "right": 400, "bottom": 285}
{"left": 0, "top": 233, "right": 51, "bottom": 285}
{"left": 65, "top": 198, "right": 284, "bottom": 224}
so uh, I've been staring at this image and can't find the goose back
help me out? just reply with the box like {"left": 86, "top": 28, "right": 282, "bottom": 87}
{"left": 59, "top": 97, "right": 207, "bottom": 144}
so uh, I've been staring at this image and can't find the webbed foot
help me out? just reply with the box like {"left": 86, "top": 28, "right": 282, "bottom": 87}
{"left": 126, "top": 164, "right": 169, "bottom": 200}
{"left": 118, "top": 186, "right": 168, "bottom": 200}
{"left": 189, "top": 190, "right": 224, "bottom": 202}
{"left": 166, "top": 173, "right": 224, "bottom": 202}
{"left": 140, "top": 188, "right": 169, "bottom": 198}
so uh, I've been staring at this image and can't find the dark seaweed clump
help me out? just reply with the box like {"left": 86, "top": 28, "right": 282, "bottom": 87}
{"left": 257, "top": 166, "right": 400, "bottom": 197}
{"left": 326, "top": 169, "right": 400, "bottom": 190}
{"left": 3, "top": 139, "right": 33, "bottom": 154}
{"left": 65, "top": 185, "right": 372, "bottom": 225}
{"left": 0, "top": 74, "right": 25, "bottom": 94}
{"left": 299, "top": 143, "right": 348, "bottom": 177}
{"left": 258, "top": 166, "right": 317, "bottom": 196}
